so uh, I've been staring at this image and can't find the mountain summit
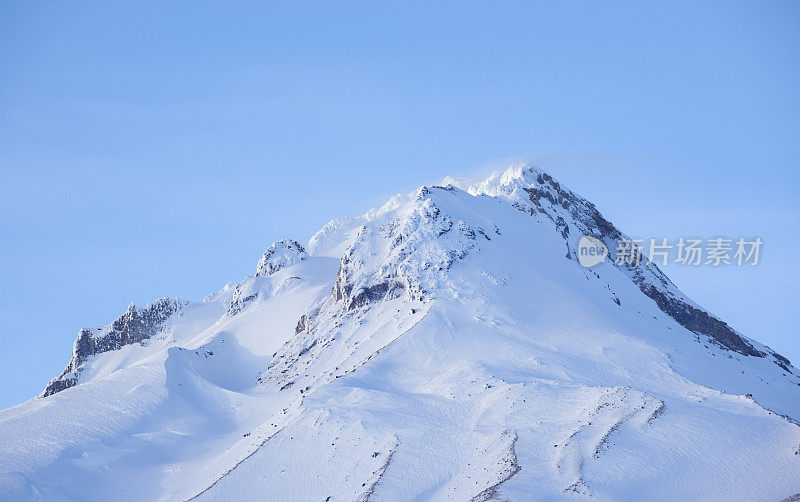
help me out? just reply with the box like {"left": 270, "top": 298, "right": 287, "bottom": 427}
{"left": 2, "top": 165, "right": 798, "bottom": 501}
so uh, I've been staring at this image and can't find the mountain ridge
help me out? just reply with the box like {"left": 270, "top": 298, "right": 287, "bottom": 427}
{"left": 5, "top": 163, "right": 798, "bottom": 501}
{"left": 42, "top": 164, "right": 794, "bottom": 400}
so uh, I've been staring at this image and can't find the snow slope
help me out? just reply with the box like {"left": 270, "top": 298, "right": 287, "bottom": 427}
{"left": 1, "top": 165, "right": 798, "bottom": 501}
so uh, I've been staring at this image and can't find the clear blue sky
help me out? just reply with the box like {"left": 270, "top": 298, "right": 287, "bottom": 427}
{"left": 1, "top": 1, "right": 798, "bottom": 409}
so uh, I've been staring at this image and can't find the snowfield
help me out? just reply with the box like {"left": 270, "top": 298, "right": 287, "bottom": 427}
{"left": 1, "top": 165, "right": 798, "bottom": 501}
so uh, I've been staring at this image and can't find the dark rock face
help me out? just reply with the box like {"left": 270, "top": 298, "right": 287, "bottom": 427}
{"left": 41, "top": 377, "right": 77, "bottom": 397}
{"left": 41, "top": 298, "right": 185, "bottom": 397}
{"left": 640, "top": 285, "right": 762, "bottom": 356}
{"left": 346, "top": 282, "right": 406, "bottom": 310}
{"left": 226, "top": 285, "right": 258, "bottom": 317}
{"left": 773, "top": 352, "right": 793, "bottom": 373}
{"left": 332, "top": 259, "right": 405, "bottom": 311}
{"left": 295, "top": 314, "right": 308, "bottom": 334}
{"left": 515, "top": 167, "right": 790, "bottom": 367}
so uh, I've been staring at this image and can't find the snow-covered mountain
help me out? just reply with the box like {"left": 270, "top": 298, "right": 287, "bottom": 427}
{"left": 2, "top": 165, "right": 798, "bottom": 501}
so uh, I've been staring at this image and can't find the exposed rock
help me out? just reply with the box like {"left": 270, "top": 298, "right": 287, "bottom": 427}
{"left": 330, "top": 194, "right": 477, "bottom": 311}
{"left": 640, "top": 284, "right": 762, "bottom": 356}
{"left": 41, "top": 298, "right": 185, "bottom": 397}
{"left": 346, "top": 282, "right": 406, "bottom": 310}
{"left": 256, "top": 239, "right": 307, "bottom": 277}
{"left": 470, "top": 165, "right": 790, "bottom": 365}
{"left": 295, "top": 314, "right": 308, "bottom": 334}
{"left": 226, "top": 285, "right": 258, "bottom": 317}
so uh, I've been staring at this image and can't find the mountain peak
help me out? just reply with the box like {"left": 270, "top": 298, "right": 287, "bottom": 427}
{"left": 468, "top": 163, "right": 539, "bottom": 194}
{"left": 256, "top": 239, "right": 307, "bottom": 277}
{"left": 10, "top": 163, "right": 799, "bottom": 502}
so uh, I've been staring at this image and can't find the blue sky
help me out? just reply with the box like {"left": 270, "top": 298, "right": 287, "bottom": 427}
{"left": 1, "top": 1, "right": 798, "bottom": 409}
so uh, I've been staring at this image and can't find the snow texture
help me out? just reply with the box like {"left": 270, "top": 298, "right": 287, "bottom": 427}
{"left": 2, "top": 164, "right": 798, "bottom": 501}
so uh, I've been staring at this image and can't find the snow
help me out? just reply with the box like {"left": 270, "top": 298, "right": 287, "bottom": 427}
{"left": 256, "top": 239, "right": 308, "bottom": 277}
{"left": 1, "top": 164, "right": 798, "bottom": 501}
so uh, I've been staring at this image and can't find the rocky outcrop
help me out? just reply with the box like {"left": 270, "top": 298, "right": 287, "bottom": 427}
{"left": 640, "top": 284, "right": 762, "bottom": 356}
{"left": 295, "top": 314, "right": 308, "bottom": 334}
{"left": 256, "top": 240, "right": 307, "bottom": 277}
{"left": 41, "top": 298, "right": 185, "bottom": 397}
{"left": 226, "top": 284, "right": 258, "bottom": 317}
{"left": 331, "top": 188, "right": 477, "bottom": 311}
{"left": 344, "top": 281, "right": 406, "bottom": 311}
{"left": 470, "top": 165, "right": 791, "bottom": 368}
